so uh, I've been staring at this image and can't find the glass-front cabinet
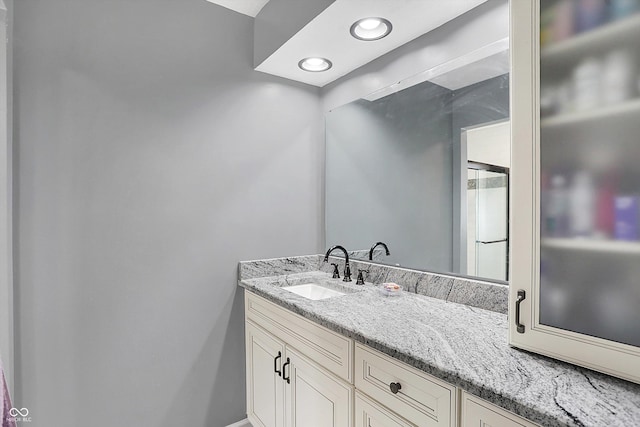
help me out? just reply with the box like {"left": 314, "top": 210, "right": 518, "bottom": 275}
{"left": 510, "top": 0, "right": 640, "bottom": 383}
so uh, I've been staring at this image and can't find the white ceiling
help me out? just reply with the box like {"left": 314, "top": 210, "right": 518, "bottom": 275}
{"left": 255, "top": 0, "right": 488, "bottom": 87}
{"left": 205, "top": 0, "right": 270, "bottom": 17}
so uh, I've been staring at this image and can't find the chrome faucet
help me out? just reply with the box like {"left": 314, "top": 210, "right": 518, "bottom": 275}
{"left": 369, "top": 241, "right": 390, "bottom": 261}
{"left": 324, "top": 245, "right": 352, "bottom": 282}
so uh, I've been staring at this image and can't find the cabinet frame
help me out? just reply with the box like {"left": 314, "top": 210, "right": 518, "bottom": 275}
{"left": 509, "top": 0, "right": 640, "bottom": 383}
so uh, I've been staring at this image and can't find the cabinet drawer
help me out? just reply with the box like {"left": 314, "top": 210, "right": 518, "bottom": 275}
{"left": 245, "top": 292, "right": 354, "bottom": 383}
{"left": 355, "top": 391, "right": 415, "bottom": 427}
{"left": 461, "top": 392, "right": 539, "bottom": 427}
{"left": 355, "top": 344, "right": 457, "bottom": 427}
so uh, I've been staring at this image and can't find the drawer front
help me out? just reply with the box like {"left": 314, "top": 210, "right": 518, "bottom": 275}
{"left": 461, "top": 392, "right": 539, "bottom": 427}
{"left": 245, "top": 292, "right": 354, "bottom": 383}
{"left": 355, "top": 391, "right": 415, "bottom": 427}
{"left": 355, "top": 344, "right": 456, "bottom": 427}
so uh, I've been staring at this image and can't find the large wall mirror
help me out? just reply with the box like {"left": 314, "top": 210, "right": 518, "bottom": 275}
{"left": 325, "top": 45, "right": 510, "bottom": 283}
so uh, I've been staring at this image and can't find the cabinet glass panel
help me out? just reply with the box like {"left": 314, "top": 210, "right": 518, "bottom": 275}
{"left": 539, "top": 0, "right": 640, "bottom": 346}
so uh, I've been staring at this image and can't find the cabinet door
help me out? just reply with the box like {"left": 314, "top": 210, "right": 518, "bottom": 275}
{"left": 461, "top": 392, "right": 538, "bottom": 427}
{"left": 246, "top": 321, "right": 286, "bottom": 427}
{"left": 355, "top": 391, "right": 415, "bottom": 427}
{"left": 510, "top": 0, "right": 640, "bottom": 383}
{"left": 284, "top": 347, "right": 353, "bottom": 427}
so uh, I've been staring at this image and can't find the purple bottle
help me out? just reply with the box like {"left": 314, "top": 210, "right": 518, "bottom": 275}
{"left": 575, "top": 0, "right": 607, "bottom": 32}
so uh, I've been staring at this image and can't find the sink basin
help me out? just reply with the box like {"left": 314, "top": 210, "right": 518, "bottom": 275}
{"left": 283, "top": 283, "right": 345, "bottom": 300}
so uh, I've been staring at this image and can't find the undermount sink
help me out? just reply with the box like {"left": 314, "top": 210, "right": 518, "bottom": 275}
{"left": 283, "top": 283, "right": 345, "bottom": 300}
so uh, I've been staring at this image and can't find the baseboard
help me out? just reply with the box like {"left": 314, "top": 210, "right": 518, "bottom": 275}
{"left": 225, "top": 418, "right": 251, "bottom": 427}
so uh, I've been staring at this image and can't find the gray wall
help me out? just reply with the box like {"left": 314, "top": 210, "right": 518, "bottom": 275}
{"left": 326, "top": 82, "right": 454, "bottom": 271}
{"left": 11, "top": 1, "right": 322, "bottom": 426}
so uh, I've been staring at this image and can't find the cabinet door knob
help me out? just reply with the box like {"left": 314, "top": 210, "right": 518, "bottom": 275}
{"left": 389, "top": 382, "right": 402, "bottom": 394}
{"left": 282, "top": 357, "right": 291, "bottom": 384}
{"left": 274, "top": 351, "right": 282, "bottom": 377}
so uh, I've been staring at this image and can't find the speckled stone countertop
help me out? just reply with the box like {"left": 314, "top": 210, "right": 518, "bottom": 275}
{"left": 238, "top": 262, "right": 640, "bottom": 427}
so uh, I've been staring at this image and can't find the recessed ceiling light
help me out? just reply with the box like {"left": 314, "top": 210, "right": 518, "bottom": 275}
{"left": 350, "top": 17, "right": 392, "bottom": 41}
{"left": 298, "top": 57, "right": 333, "bottom": 72}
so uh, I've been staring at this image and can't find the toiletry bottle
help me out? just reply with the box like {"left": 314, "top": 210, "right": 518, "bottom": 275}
{"left": 602, "top": 49, "right": 637, "bottom": 105}
{"left": 614, "top": 196, "right": 640, "bottom": 241}
{"left": 573, "top": 57, "right": 602, "bottom": 111}
{"left": 614, "top": 173, "right": 640, "bottom": 241}
{"left": 569, "top": 171, "right": 595, "bottom": 237}
{"left": 595, "top": 173, "right": 616, "bottom": 239}
{"left": 576, "top": 0, "right": 607, "bottom": 32}
{"left": 552, "top": 0, "right": 575, "bottom": 42}
{"left": 608, "top": 0, "right": 640, "bottom": 21}
{"left": 547, "top": 174, "right": 569, "bottom": 237}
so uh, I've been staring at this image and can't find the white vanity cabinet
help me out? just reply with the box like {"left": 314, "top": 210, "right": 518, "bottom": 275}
{"left": 510, "top": 1, "right": 640, "bottom": 383}
{"left": 244, "top": 293, "right": 354, "bottom": 427}
{"left": 245, "top": 292, "right": 539, "bottom": 427}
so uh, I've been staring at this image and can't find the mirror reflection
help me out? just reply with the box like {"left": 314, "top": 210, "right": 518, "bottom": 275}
{"left": 325, "top": 50, "right": 510, "bottom": 282}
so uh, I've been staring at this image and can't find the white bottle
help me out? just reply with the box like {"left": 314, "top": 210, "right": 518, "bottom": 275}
{"left": 602, "top": 49, "right": 637, "bottom": 105}
{"left": 573, "top": 57, "right": 602, "bottom": 111}
{"left": 547, "top": 174, "right": 569, "bottom": 237}
{"left": 570, "top": 172, "right": 595, "bottom": 237}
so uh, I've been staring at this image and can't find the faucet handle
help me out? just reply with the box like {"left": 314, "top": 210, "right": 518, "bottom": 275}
{"left": 356, "top": 269, "right": 368, "bottom": 285}
{"left": 330, "top": 263, "right": 340, "bottom": 279}
{"left": 343, "top": 263, "right": 352, "bottom": 282}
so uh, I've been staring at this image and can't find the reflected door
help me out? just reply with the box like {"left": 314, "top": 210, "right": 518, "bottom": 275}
{"left": 467, "top": 163, "right": 509, "bottom": 281}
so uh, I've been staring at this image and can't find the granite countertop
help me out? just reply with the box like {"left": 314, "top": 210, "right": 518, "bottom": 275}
{"left": 238, "top": 270, "right": 640, "bottom": 427}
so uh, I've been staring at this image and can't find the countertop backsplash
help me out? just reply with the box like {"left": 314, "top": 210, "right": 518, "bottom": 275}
{"left": 239, "top": 254, "right": 508, "bottom": 314}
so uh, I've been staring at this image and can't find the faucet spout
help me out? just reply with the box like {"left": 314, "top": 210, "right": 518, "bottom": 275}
{"left": 369, "top": 242, "right": 390, "bottom": 260}
{"left": 324, "top": 245, "right": 352, "bottom": 282}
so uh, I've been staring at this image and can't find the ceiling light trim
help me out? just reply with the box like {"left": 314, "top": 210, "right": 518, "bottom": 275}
{"left": 298, "top": 57, "right": 333, "bottom": 72}
{"left": 350, "top": 17, "right": 393, "bottom": 41}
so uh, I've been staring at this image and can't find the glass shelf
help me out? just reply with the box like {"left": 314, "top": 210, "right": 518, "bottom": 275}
{"left": 541, "top": 13, "right": 640, "bottom": 67}
{"left": 541, "top": 98, "right": 640, "bottom": 129}
{"left": 541, "top": 237, "right": 640, "bottom": 254}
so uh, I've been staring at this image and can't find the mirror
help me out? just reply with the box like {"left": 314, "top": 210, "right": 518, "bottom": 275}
{"left": 325, "top": 48, "right": 510, "bottom": 283}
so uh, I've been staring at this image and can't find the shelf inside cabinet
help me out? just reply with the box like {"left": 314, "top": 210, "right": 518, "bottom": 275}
{"left": 541, "top": 98, "right": 640, "bottom": 129}
{"left": 541, "top": 237, "right": 640, "bottom": 254}
{"left": 541, "top": 13, "right": 640, "bottom": 67}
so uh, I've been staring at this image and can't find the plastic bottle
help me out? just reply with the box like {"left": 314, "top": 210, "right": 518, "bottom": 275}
{"left": 608, "top": 0, "right": 640, "bottom": 21}
{"left": 547, "top": 174, "right": 569, "bottom": 237}
{"left": 595, "top": 174, "right": 616, "bottom": 239}
{"left": 569, "top": 172, "right": 595, "bottom": 237}
{"left": 576, "top": 0, "right": 607, "bottom": 32}
{"left": 602, "top": 49, "right": 637, "bottom": 105}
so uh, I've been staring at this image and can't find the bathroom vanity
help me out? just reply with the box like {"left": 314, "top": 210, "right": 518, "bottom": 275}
{"left": 238, "top": 255, "right": 640, "bottom": 427}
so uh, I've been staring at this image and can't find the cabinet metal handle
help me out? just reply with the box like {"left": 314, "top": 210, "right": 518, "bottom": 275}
{"left": 515, "top": 290, "right": 526, "bottom": 334}
{"left": 389, "top": 382, "right": 402, "bottom": 394}
{"left": 274, "top": 351, "right": 282, "bottom": 377}
{"left": 282, "top": 357, "right": 291, "bottom": 384}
